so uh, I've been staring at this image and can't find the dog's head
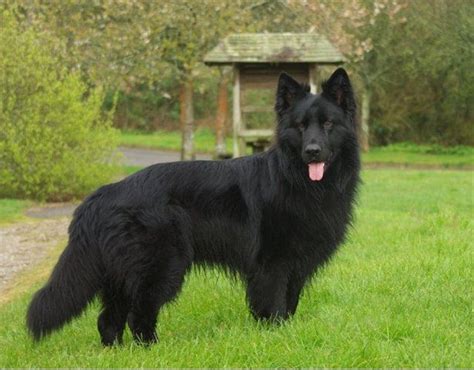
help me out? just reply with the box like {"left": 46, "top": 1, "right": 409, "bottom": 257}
{"left": 275, "top": 68, "right": 357, "bottom": 182}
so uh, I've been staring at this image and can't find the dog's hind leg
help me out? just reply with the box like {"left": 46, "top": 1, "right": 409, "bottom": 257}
{"left": 126, "top": 281, "right": 161, "bottom": 344}
{"left": 127, "top": 253, "right": 190, "bottom": 345}
{"left": 246, "top": 264, "right": 289, "bottom": 322}
{"left": 97, "top": 284, "right": 129, "bottom": 346}
{"left": 126, "top": 208, "right": 193, "bottom": 345}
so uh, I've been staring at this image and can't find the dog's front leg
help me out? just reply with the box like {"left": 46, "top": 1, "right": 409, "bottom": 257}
{"left": 286, "top": 272, "right": 307, "bottom": 317}
{"left": 246, "top": 265, "right": 289, "bottom": 322}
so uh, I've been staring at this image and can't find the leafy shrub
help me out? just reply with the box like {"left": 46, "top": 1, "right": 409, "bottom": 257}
{"left": 0, "top": 12, "right": 118, "bottom": 201}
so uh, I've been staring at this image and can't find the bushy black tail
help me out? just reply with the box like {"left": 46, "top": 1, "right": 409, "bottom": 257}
{"left": 26, "top": 231, "right": 103, "bottom": 340}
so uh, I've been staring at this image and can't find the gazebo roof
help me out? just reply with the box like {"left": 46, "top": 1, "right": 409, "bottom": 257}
{"left": 204, "top": 33, "right": 345, "bottom": 65}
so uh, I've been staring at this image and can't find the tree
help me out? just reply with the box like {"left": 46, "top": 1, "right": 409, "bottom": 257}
{"left": 155, "top": 1, "right": 257, "bottom": 159}
{"left": 8, "top": 0, "right": 256, "bottom": 159}
{"left": 373, "top": 0, "right": 474, "bottom": 145}
{"left": 306, "top": 0, "right": 407, "bottom": 151}
{"left": 306, "top": 0, "right": 473, "bottom": 146}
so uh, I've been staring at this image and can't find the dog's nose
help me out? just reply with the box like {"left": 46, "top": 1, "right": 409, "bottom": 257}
{"left": 305, "top": 144, "right": 321, "bottom": 157}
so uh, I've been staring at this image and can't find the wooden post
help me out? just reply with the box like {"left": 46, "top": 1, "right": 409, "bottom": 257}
{"left": 232, "top": 65, "right": 242, "bottom": 158}
{"left": 309, "top": 64, "right": 318, "bottom": 94}
{"left": 215, "top": 67, "right": 230, "bottom": 159}
{"left": 180, "top": 77, "right": 195, "bottom": 160}
{"left": 360, "top": 87, "right": 371, "bottom": 152}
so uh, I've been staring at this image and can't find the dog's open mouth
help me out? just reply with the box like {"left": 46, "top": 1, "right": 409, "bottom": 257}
{"left": 308, "top": 162, "right": 325, "bottom": 181}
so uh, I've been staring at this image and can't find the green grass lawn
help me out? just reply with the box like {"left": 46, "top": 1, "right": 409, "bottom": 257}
{"left": 0, "top": 199, "right": 31, "bottom": 224}
{"left": 119, "top": 129, "right": 474, "bottom": 168}
{"left": 0, "top": 169, "right": 472, "bottom": 367}
{"left": 362, "top": 143, "right": 474, "bottom": 168}
{"left": 120, "top": 128, "right": 234, "bottom": 154}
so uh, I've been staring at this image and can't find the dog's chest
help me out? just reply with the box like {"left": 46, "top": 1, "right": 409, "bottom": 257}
{"left": 262, "top": 188, "right": 348, "bottom": 243}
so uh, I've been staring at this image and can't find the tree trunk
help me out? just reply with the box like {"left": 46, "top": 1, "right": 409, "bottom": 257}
{"left": 179, "top": 83, "right": 186, "bottom": 132}
{"left": 360, "top": 87, "right": 371, "bottom": 152}
{"left": 215, "top": 68, "right": 230, "bottom": 158}
{"left": 180, "top": 77, "right": 194, "bottom": 160}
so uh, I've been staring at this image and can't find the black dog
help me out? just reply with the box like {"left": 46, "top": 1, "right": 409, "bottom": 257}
{"left": 27, "top": 68, "right": 360, "bottom": 346}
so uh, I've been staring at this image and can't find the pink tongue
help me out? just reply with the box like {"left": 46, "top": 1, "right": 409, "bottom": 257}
{"left": 308, "top": 162, "right": 325, "bottom": 181}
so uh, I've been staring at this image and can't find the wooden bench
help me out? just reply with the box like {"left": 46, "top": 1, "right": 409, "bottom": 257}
{"left": 238, "top": 129, "right": 273, "bottom": 154}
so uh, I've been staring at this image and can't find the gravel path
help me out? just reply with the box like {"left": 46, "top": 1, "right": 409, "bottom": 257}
{"left": 119, "top": 147, "right": 211, "bottom": 167}
{"left": 0, "top": 219, "right": 70, "bottom": 293}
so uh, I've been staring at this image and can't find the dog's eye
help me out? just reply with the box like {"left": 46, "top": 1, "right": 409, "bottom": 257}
{"left": 323, "top": 121, "right": 333, "bottom": 130}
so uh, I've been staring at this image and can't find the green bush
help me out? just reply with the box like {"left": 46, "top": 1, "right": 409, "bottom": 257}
{"left": 0, "top": 12, "right": 118, "bottom": 201}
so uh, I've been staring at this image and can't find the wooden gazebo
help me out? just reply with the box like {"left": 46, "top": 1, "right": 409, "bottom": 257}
{"left": 204, "top": 33, "right": 345, "bottom": 157}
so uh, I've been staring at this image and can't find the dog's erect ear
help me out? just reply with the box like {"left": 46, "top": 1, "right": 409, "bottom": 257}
{"left": 275, "top": 72, "right": 307, "bottom": 116}
{"left": 322, "top": 68, "right": 356, "bottom": 116}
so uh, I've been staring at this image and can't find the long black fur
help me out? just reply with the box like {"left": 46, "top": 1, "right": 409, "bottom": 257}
{"left": 27, "top": 68, "right": 360, "bottom": 345}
